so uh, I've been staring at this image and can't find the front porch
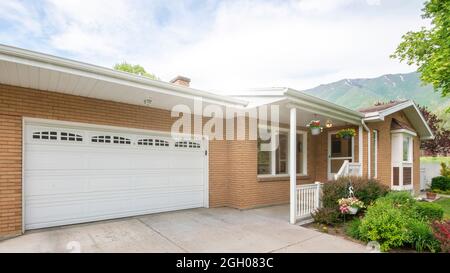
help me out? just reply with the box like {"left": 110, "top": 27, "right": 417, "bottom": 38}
{"left": 256, "top": 92, "right": 367, "bottom": 224}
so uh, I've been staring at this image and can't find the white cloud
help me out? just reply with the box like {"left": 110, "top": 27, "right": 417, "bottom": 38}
{"left": 0, "top": 0, "right": 426, "bottom": 93}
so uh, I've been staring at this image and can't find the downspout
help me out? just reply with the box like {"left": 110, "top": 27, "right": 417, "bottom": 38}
{"left": 361, "top": 119, "right": 371, "bottom": 179}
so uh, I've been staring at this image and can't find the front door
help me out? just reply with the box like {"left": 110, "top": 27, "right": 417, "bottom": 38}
{"left": 328, "top": 132, "right": 354, "bottom": 180}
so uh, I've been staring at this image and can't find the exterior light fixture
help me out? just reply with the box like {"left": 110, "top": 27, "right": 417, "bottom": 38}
{"left": 326, "top": 120, "right": 333, "bottom": 128}
{"left": 143, "top": 98, "right": 153, "bottom": 106}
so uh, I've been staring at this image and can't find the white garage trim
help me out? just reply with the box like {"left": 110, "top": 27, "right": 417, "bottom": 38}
{"left": 22, "top": 117, "right": 209, "bottom": 230}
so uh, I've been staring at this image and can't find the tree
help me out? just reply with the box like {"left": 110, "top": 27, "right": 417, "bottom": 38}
{"left": 391, "top": 0, "right": 450, "bottom": 110}
{"left": 375, "top": 101, "right": 450, "bottom": 156}
{"left": 418, "top": 105, "right": 450, "bottom": 156}
{"left": 114, "top": 62, "right": 158, "bottom": 80}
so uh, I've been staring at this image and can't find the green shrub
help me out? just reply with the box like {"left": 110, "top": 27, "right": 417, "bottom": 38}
{"left": 322, "top": 177, "right": 389, "bottom": 209}
{"left": 440, "top": 162, "right": 450, "bottom": 177}
{"left": 431, "top": 176, "right": 450, "bottom": 191}
{"left": 345, "top": 218, "right": 362, "bottom": 240}
{"left": 415, "top": 202, "right": 444, "bottom": 222}
{"left": 382, "top": 191, "right": 416, "bottom": 208}
{"left": 407, "top": 219, "right": 440, "bottom": 252}
{"left": 358, "top": 198, "right": 411, "bottom": 252}
{"left": 311, "top": 208, "right": 342, "bottom": 225}
{"left": 352, "top": 178, "right": 390, "bottom": 206}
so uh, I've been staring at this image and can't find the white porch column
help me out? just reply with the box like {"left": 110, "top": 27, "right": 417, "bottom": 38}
{"left": 289, "top": 107, "right": 297, "bottom": 224}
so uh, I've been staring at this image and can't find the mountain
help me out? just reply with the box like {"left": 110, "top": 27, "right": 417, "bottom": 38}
{"left": 303, "top": 72, "right": 450, "bottom": 113}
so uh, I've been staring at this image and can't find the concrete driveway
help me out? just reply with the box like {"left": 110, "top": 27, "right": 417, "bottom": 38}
{"left": 0, "top": 205, "right": 368, "bottom": 253}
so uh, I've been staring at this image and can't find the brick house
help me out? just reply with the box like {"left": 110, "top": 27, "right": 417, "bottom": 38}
{"left": 0, "top": 45, "right": 433, "bottom": 238}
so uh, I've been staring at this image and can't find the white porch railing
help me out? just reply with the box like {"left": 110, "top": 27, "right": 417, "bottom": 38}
{"left": 296, "top": 182, "right": 322, "bottom": 222}
{"left": 334, "top": 160, "right": 362, "bottom": 180}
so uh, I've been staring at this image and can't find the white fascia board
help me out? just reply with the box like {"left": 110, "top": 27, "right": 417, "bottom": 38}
{"left": 391, "top": 129, "right": 417, "bottom": 137}
{"left": 376, "top": 100, "right": 434, "bottom": 140}
{"left": 0, "top": 44, "right": 248, "bottom": 108}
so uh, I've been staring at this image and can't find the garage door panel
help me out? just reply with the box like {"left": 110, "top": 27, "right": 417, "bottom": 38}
{"left": 24, "top": 122, "right": 207, "bottom": 230}
{"left": 25, "top": 150, "right": 88, "bottom": 170}
{"left": 25, "top": 174, "right": 88, "bottom": 196}
{"left": 169, "top": 153, "right": 205, "bottom": 169}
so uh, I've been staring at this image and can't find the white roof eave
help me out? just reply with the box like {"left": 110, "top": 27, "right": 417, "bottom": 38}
{"left": 0, "top": 44, "right": 249, "bottom": 108}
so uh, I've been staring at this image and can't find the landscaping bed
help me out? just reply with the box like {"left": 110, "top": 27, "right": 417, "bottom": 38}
{"left": 306, "top": 177, "right": 450, "bottom": 253}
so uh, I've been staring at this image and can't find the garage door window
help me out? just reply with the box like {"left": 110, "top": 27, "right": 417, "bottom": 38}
{"left": 175, "top": 141, "right": 201, "bottom": 149}
{"left": 154, "top": 139, "right": 169, "bottom": 147}
{"left": 137, "top": 138, "right": 153, "bottom": 146}
{"left": 91, "top": 135, "right": 111, "bottom": 143}
{"left": 113, "top": 136, "right": 131, "bottom": 145}
{"left": 61, "top": 132, "right": 83, "bottom": 142}
{"left": 33, "top": 131, "right": 58, "bottom": 140}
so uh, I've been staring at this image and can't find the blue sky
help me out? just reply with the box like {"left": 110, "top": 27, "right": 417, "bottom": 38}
{"left": 0, "top": 0, "right": 428, "bottom": 92}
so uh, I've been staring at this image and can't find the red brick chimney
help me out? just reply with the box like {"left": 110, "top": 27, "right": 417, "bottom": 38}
{"left": 170, "top": 75, "right": 191, "bottom": 87}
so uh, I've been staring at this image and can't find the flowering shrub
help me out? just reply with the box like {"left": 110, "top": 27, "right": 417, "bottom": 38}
{"left": 338, "top": 197, "right": 365, "bottom": 214}
{"left": 307, "top": 120, "right": 321, "bottom": 128}
{"left": 432, "top": 220, "right": 450, "bottom": 253}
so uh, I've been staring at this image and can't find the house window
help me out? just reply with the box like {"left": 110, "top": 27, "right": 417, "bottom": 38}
{"left": 275, "top": 134, "right": 288, "bottom": 174}
{"left": 403, "top": 136, "right": 412, "bottom": 162}
{"left": 371, "top": 130, "right": 378, "bottom": 178}
{"left": 257, "top": 131, "right": 272, "bottom": 175}
{"left": 257, "top": 128, "right": 307, "bottom": 176}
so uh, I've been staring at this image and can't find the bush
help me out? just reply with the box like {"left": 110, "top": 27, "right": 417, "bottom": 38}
{"left": 345, "top": 218, "right": 362, "bottom": 240}
{"left": 432, "top": 220, "right": 450, "bottom": 253}
{"left": 382, "top": 191, "right": 415, "bottom": 206}
{"left": 352, "top": 179, "right": 390, "bottom": 206}
{"left": 431, "top": 176, "right": 450, "bottom": 191}
{"left": 311, "top": 208, "right": 342, "bottom": 225}
{"left": 415, "top": 202, "right": 444, "bottom": 222}
{"left": 322, "top": 177, "right": 389, "bottom": 209}
{"left": 358, "top": 198, "right": 411, "bottom": 252}
{"left": 358, "top": 194, "right": 443, "bottom": 252}
{"left": 440, "top": 162, "right": 450, "bottom": 177}
{"left": 407, "top": 220, "right": 440, "bottom": 252}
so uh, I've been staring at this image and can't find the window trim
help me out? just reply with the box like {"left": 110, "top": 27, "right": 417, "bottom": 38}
{"left": 257, "top": 126, "right": 308, "bottom": 178}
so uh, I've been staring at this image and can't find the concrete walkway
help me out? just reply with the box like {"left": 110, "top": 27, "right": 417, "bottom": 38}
{"left": 0, "top": 205, "right": 368, "bottom": 253}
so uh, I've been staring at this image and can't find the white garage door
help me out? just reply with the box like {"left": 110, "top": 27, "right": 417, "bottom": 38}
{"left": 24, "top": 121, "right": 208, "bottom": 230}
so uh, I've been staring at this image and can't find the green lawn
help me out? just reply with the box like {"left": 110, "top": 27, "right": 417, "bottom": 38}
{"left": 435, "top": 197, "right": 450, "bottom": 220}
{"left": 420, "top": 156, "right": 450, "bottom": 164}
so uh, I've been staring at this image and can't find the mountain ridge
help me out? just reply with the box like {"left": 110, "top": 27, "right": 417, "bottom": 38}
{"left": 303, "top": 72, "right": 450, "bottom": 113}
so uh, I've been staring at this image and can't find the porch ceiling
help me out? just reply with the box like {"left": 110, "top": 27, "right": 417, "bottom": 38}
{"left": 258, "top": 99, "right": 361, "bottom": 128}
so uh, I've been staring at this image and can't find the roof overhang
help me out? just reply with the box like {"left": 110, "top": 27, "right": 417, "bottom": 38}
{"left": 0, "top": 44, "right": 248, "bottom": 112}
{"left": 284, "top": 88, "right": 364, "bottom": 125}
{"left": 363, "top": 100, "right": 434, "bottom": 140}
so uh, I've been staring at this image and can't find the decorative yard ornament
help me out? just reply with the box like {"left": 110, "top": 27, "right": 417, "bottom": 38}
{"left": 348, "top": 184, "right": 355, "bottom": 198}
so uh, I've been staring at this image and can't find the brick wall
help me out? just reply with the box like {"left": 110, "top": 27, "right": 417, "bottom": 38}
{"left": 367, "top": 111, "right": 421, "bottom": 193}
{"left": 0, "top": 115, "right": 22, "bottom": 237}
{"left": 0, "top": 84, "right": 236, "bottom": 237}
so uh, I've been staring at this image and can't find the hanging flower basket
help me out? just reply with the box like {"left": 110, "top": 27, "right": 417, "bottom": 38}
{"left": 336, "top": 128, "right": 356, "bottom": 140}
{"left": 348, "top": 207, "right": 359, "bottom": 215}
{"left": 307, "top": 120, "right": 322, "bottom": 135}
{"left": 338, "top": 197, "right": 365, "bottom": 215}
